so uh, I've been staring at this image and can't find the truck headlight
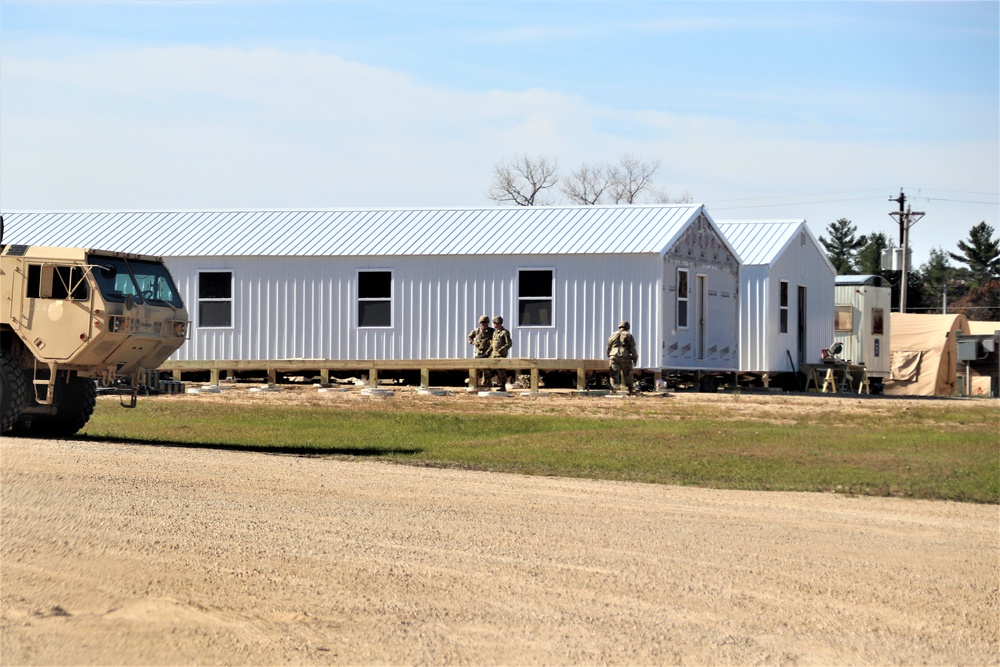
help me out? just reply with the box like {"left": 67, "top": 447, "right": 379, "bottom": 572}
{"left": 171, "top": 321, "right": 189, "bottom": 338}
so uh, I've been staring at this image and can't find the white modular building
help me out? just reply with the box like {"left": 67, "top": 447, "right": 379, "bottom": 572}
{"left": 1, "top": 205, "right": 742, "bottom": 374}
{"left": 717, "top": 220, "right": 836, "bottom": 379}
{"left": 833, "top": 274, "right": 892, "bottom": 381}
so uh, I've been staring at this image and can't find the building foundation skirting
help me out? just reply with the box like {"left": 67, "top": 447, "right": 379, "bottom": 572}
{"left": 156, "top": 358, "right": 626, "bottom": 392}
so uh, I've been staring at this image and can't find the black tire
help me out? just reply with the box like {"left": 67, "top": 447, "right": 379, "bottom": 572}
{"left": 29, "top": 377, "right": 97, "bottom": 438}
{"left": 1, "top": 351, "right": 29, "bottom": 433}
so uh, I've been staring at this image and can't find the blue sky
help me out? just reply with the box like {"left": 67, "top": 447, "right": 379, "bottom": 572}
{"left": 1, "top": 1, "right": 997, "bottom": 267}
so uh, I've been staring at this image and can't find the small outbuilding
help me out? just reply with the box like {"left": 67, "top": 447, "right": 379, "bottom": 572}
{"left": 2, "top": 205, "right": 742, "bottom": 385}
{"left": 716, "top": 220, "right": 835, "bottom": 385}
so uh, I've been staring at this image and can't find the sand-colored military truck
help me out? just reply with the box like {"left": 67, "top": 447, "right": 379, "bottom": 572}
{"left": 1, "top": 230, "right": 189, "bottom": 436}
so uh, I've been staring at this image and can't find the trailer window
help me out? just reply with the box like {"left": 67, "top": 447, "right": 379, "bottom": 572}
{"left": 199, "top": 271, "right": 233, "bottom": 328}
{"left": 357, "top": 270, "right": 392, "bottom": 328}
{"left": 518, "top": 269, "right": 553, "bottom": 327}
{"left": 677, "top": 269, "right": 689, "bottom": 328}
{"left": 872, "top": 308, "right": 884, "bottom": 335}
{"left": 834, "top": 305, "right": 853, "bottom": 332}
{"left": 779, "top": 281, "right": 789, "bottom": 334}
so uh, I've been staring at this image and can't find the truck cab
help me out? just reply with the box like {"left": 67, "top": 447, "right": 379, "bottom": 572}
{"left": 1, "top": 244, "right": 189, "bottom": 435}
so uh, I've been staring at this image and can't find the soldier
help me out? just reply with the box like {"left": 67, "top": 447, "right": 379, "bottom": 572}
{"left": 488, "top": 315, "right": 513, "bottom": 390}
{"left": 607, "top": 320, "right": 638, "bottom": 395}
{"left": 467, "top": 315, "right": 494, "bottom": 387}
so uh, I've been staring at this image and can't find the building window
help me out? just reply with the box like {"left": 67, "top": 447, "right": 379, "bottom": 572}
{"left": 358, "top": 270, "right": 392, "bottom": 328}
{"left": 834, "top": 305, "right": 853, "bottom": 332}
{"left": 677, "top": 269, "right": 689, "bottom": 328}
{"left": 198, "top": 271, "right": 233, "bottom": 328}
{"left": 779, "top": 281, "right": 789, "bottom": 334}
{"left": 518, "top": 269, "right": 553, "bottom": 327}
{"left": 872, "top": 308, "right": 884, "bottom": 335}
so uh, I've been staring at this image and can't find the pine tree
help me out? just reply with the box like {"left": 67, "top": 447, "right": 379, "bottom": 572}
{"left": 820, "top": 218, "right": 867, "bottom": 274}
{"left": 855, "top": 232, "right": 890, "bottom": 275}
{"left": 919, "top": 248, "right": 967, "bottom": 313}
{"left": 948, "top": 222, "right": 1000, "bottom": 287}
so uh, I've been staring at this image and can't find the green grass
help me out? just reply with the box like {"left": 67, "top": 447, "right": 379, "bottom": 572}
{"left": 81, "top": 396, "right": 1000, "bottom": 503}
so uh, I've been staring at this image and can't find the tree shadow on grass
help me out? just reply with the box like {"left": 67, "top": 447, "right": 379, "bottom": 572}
{"left": 71, "top": 434, "right": 421, "bottom": 457}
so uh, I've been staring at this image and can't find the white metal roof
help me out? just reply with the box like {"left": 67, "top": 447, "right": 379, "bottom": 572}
{"left": 717, "top": 219, "right": 834, "bottom": 275}
{"left": 0, "top": 205, "right": 708, "bottom": 258}
{"left": 716, "top": 220, "right": 805, "bottom": 266}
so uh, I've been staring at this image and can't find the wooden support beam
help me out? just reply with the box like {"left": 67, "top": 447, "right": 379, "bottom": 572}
{"left": 420, "top": 368, "right": 429, "bottom": 387}
{"left": 158, "top": 358, "right": 616, "bottom": 388}
{"left": 577, "top": 367, "right": 586, "bottom": 391}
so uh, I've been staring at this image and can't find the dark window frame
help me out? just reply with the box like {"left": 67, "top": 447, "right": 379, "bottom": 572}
{"left": 872, "top": 308, "right": 885, "bottom": 335}
{"left": 357, "top": 269, "right": 393, "bottom": 328}
{"left": 198, "top": 270, "right": 234, "bottom": 329}
{"left": 517, "top": 268, "right": 555, "bottom": 328}
{"left": 779, "top": 280, "right": 789, "bottom": 334}
{"left": 677, "top": 268, "right": 689, "bottom": 329}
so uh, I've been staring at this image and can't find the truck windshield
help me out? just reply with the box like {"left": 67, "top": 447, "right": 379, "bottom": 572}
{"left": 89, "top": 255, "right": 184, "bottom": 308}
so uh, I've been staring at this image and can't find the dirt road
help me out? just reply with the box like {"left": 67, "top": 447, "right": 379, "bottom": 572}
{"left": 2, "top": 427, "right": 997, "bottom": 665}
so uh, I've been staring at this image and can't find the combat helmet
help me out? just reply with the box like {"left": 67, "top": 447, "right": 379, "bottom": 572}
{"left": 479, "top": 315, "right": 490, "bottom": 324}
{"left": 493, "top": 316, "right": 504, "bottom": 325}
{"left": 619, "top": 320, "right": 630, "bottom": 330}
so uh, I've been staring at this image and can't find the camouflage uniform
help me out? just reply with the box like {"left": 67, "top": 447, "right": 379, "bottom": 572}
{"left": 607, "top": 320, "right": 638, "bottom": 394}
{"left": 467, "top": 315, "right": 494, "bottom": 387}
{"left": 488, "top": 316, "right": 513, "bottom": 389}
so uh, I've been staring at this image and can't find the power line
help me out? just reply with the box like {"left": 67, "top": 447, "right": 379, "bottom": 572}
{"left": 706, "top": 187, "right": 999, "bottom": 210}
{"left": 709, "top": 196, "right": 883, "bottom": 211}
{"left": 916, "top": 197, "right": 998, "bottom": 205}
{"left": 706, "top": 188, "right": 891, "bottom": 205}
{"left": 913, "top": 188, "right": 999, "bottom": 197}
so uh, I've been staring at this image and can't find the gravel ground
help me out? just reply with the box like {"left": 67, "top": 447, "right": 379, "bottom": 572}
{"left": 1, "top": 390, "right": 998, "bottom": 665}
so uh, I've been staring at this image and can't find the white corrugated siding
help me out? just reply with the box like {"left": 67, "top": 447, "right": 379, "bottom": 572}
{"left": 719, "top": 220, "right": 835, "bottom": 373}
{"left": 166, "top": 254, "right": 668, "bottom": 365}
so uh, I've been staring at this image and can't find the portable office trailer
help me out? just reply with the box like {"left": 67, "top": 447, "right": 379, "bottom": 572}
{"left": 833, "top": 275, "right": 892, "bottom": 385}
{"left": 1, "top": 206, "right": 741, "bottom": 384}
{"left": 717, "top": 220, "right": 835, "bottom": 387}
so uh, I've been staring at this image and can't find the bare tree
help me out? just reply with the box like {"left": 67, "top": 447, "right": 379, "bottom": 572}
{"left": 488, "top": 153, "right": 685, "bottom": 207}
{"left": 608, "top": 154, "right": 661, "bottom": 204}
{"left": 561, "top": 163, "right": 613, "bottom": 205}
{"left": 486, "top": 154, "right": 559, "bottom": 206}
{"left": 650, "top": 187, "right": 694, "bottom": 205}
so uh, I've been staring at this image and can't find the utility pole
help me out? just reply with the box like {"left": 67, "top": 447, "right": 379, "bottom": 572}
{"left": 888, "top": 189, "right": 925, "bottom": 313}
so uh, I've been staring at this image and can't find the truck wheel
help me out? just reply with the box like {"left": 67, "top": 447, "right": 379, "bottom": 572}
{"left": 30, "top": 377, "right": 98, "bottom": 438}
{"left": 1, "top": 351, "right": 29, "bottom": 433}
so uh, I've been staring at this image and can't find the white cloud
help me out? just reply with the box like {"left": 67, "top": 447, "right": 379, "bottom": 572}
{"left": 0, "top": 44, "right": 995, "bottom": 264}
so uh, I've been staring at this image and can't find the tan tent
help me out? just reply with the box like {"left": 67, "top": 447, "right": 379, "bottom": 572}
{"left": 884, "top": 313, "right": 970, "bottom": 396}
{"left": 967, "top": 321, "right": 1000, "bottom": 336}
